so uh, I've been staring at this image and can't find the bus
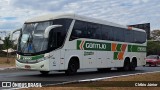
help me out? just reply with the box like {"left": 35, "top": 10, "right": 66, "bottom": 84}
{"left": 10, "top": 13, "right": 147, "bottom": 75}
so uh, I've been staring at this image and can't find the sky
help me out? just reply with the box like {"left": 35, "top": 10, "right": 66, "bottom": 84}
{"left": 0, "top": 0, "right": 160, "bottom": 33}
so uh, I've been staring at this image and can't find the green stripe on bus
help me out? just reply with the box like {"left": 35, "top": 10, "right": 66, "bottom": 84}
{"left": 114, "top": 52, "right": 118, "bottom": 60}
{"left": 77, "top": 40, "right": 81, "bottom": 50}
{"left": 32, "top": 55, "right": 44, "bottom": 60}
{"left": 116, "top": 44, "right": 122, "bottom": 51}
{"left": 20, "top": 55, "right": 44, "bottom": 60}
{"left": 77, "top": 40, "right": 146, "bottom": 52}
{"left": 128, "top": 45, "right": 132, "bottom": 52}
{"left": 128, "top": 45, "right": 146, "bottom": 52}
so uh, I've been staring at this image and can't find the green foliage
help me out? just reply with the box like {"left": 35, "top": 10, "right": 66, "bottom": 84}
{"left": 1, "top": 36, "right": 13, "bottom": 50}
{"left": 147, "top": 41, "right": 160, "bottom": 55}
{"left": 150, "top": 30, "right": 160, "bottom": 40}
{"left": 147, "top": 30, "right": 160, "bottom": 55}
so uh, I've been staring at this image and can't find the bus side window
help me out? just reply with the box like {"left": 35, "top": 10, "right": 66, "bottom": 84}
{"left": 57, "top": 32, "right": 62, "bottom": 46}
{"left": 69, "top": 20, "right": 87, "bottom": 41}
{"left": 134, "top": 31, "right": 140, "bottom": 43}
{"left": 113, "top": 28, "right": 124, "bottom": 42}
{"left": 101, "top": 25, "right": 113, "bottom": 41}
{"left": 70, "top": 29, "right": 82, "bottom": 40}
{"left": 87, "top": 23, "right": 101, "bottom": 39}
{"left": 125, "top": 30, "right": 134, "bottom": 43}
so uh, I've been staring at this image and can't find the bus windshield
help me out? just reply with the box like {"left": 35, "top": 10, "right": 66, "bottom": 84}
{"left": 18, "top": 21, "right": 50, "bottom": 54}
{"left": 17, "top": 19, "right": 72, "bottom": 55}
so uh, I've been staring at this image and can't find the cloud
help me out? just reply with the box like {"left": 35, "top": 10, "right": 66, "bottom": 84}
{"left": 0, "top": 17, "right": 17, "bottom": 20}
{"left": 0, "top": 20, "right": 21, "bottom": 30}
{"left": 10, "top": 0, "right": 75, "bottom": 11}
{"left": 0, "top": 0, "right": 160, "bottom": 31}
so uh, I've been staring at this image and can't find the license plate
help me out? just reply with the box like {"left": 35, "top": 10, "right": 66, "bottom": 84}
{"left": 25, "top": 65, "right": 31, "bottom": 69}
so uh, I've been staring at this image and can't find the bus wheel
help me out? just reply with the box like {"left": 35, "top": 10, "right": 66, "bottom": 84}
{"left": 123, "top": 60, "right": 130, "bottom": 71}
{"left": 65, "top": 60, "right": 78, "bottom": 75}
{"left": 40, "top": 71, "right": 49, "bottom": 75}
{"left": 130, "top": 60, "right": 137, "bottom": 71}
{"left": 118, "top": 59, "right": 130, "bottom": 71}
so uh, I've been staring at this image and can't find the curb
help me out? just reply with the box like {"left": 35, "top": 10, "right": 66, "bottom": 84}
{"left": 78, "top": 71, "right": 160, "bottom": 82}
{"left": 0, "top": 67, "right": 16, "bottom": 70}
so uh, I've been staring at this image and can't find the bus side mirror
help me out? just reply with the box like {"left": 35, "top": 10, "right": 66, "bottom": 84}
{"left": 44, "top": 25, "right": 62, "bottom": 38}
{"left": 10, "top": 28, "right": 22, "bottom": 41}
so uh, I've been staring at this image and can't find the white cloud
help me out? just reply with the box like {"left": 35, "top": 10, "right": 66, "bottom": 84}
{"left": 0, "top": 0, "right": 159, "bottom": 31}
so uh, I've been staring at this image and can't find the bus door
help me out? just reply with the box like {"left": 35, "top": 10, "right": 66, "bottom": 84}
{"left": 48, "top": 30, "right": 62, "bottom": 70}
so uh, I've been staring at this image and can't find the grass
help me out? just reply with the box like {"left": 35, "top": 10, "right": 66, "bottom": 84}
{"left": 23, "top": 72, "right": 160, "bottom": 90}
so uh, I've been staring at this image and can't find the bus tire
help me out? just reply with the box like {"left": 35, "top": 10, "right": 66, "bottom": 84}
{"left": 123, "top": 60, "right": 130, "bottom": 71}
{"left": 40, "top": 71, "right": 49, "bottom": 75}
{"left": 65, "top": 58, "right": 79, "bottom": 75}
{"left": 118, "top": 58, "right": 130, "bottom": 71}
{"left": 130, "top": 59, "right": 137, "bottom": 71}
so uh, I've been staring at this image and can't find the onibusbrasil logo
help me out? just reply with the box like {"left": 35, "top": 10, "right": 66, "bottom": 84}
{"left": 1, "top": 82, "right": 42, "bottom": 88}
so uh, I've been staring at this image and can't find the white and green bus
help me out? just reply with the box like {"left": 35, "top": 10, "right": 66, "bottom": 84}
{"left": 10, "top": 13, "right": 147, "bottom": 75}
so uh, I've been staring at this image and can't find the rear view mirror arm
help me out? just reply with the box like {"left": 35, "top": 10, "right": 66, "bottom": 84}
{"left": 10, "top": 28, "right": 22, "bottom": 40}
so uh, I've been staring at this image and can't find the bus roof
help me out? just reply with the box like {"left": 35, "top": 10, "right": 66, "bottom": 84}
{"left": 25, "top": 13, "right": 145, "bottom": 32}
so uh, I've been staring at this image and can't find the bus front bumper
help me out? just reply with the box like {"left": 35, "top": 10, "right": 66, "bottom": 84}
{"left": 16, "top": 60, "right": 49, "bottom": 71}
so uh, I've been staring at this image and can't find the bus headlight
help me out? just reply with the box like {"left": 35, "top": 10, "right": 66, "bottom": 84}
{"left": 44, "top": 53, "right": 51, "bottom": 60}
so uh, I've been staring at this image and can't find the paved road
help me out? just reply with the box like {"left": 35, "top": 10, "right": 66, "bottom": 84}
{"left": 0, "top": 66, "right": 159, "bottom": 89}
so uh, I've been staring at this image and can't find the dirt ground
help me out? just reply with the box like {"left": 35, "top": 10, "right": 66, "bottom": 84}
{"left": 0, "top": 57, "right": 15, "bottom": 67}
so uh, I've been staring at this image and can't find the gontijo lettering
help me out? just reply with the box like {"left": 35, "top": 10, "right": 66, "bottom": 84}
{"left": 77, "top": 40, "right": 111, "bottom": 51}
{"left": 86, "top": 43, "right": 106, "bottom": 49}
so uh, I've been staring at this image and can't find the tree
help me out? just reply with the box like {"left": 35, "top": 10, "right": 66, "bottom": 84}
{"left": 147, "top": 41, "right": 160, "bottom": 55}
{"left": 2, "top": 36, "right": 13, "bottom": 50}
{"left": 146, "top": 30, "right": 160, "bottom": 55}
{"left": 2, "top": 35, "right": 13, "bottom": 63}
{"left": 150, "top": 30, "right": 160, "bottom": 40}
